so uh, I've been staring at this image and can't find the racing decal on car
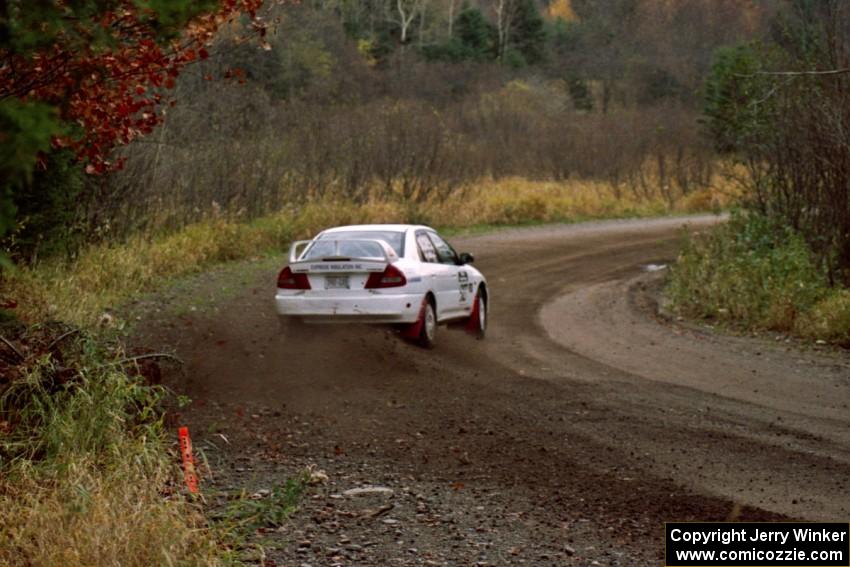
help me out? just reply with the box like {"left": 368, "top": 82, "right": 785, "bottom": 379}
{"left": 309, "top": 263, "right": 365, "bottom": 271}
{"left": 297, "top": 261, "right": 386, "bottom": 273}
{"left": 458, "top": 270, "right": 472, "bottom": 302}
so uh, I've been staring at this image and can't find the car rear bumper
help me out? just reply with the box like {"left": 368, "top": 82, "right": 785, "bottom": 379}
{"left": 275, "top": 291, "right": 423, "bottom": 324}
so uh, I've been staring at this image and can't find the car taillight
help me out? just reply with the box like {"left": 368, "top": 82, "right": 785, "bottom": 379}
{"left": 277, "top": 266, "right": 311, "bottom": 289}
{"left": 365, "top": 264, "right": 407, "bottom": 289}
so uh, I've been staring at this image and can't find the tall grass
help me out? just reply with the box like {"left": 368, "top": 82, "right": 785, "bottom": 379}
{"left": 0, "top": 330, "right": 220, "bottom": 565}
{"left": 3, "top": 177, "right": 729, "bottom": 326}
{"left": 667, "top": 212, "right": 850, "bottom": 344}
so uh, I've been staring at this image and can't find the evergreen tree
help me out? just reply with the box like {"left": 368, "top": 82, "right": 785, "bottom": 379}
{"left": 510, "top": 0, "right": 547, "bottom": 66}
{"left": 422, "top": 6, "right": 496, "bottom": 62}
{"left": 455, "top": 6, "right": 497, "bottom": 60}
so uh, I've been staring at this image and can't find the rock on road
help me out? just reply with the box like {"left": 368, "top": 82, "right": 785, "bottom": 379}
{"left": 140, "top": 215, "right": 850, "bottom": 565}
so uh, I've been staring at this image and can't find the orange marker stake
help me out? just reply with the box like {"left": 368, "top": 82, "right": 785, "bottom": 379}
{"left": 178, "top": 426, "right": 199, "bottom": 494}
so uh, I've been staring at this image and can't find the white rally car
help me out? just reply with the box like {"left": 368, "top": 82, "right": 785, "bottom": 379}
{"left": 275, "top": 224, "right": 488, "bottom": 348}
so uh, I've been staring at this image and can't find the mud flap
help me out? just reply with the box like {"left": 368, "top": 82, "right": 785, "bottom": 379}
{"left": 400, "top": 298, "right": 427, "bottom": 340}
{"left": 464, "top": 294, "right": 481, "bottom": 335}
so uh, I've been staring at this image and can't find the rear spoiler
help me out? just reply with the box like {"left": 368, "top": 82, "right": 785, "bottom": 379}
{"left": 288, "top": 238, "right": 399, "bottom": 265}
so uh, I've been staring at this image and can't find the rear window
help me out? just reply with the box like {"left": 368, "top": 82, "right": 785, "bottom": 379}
{"left": 304, "top": 230, "right": 406, "bottom": 259}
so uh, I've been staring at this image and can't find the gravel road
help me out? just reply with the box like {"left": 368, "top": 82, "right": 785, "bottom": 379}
{"left": 136, "top": 215, "right": 850, "bottom": 566}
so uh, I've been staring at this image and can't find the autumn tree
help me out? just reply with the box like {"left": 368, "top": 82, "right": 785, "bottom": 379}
{"left": 0, "top": 0, "right": 263, "bottom": 259}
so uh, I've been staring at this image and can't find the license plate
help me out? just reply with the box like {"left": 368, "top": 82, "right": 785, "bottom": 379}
{"left": 325, "top": 275, "right": 349, "bottom": 289}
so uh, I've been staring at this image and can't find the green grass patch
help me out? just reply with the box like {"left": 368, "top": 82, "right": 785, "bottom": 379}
{"left": 212, "top": 476, "right": 307, "bottom": 542}
{"left": 667, "top": 211, "right": 850, "bottom": 344}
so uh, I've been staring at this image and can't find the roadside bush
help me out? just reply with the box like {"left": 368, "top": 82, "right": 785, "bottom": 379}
{"left": 5, "top": 150, "right": 86, "bottom": 263}
{"left": 0, "top": 326, "right": 218, "bottom": 565}
{"left": 795, "top": 292, "right": 850, "bottom": 346}
{"left": 667, "top": 212, "right": 832, "bottom": 332}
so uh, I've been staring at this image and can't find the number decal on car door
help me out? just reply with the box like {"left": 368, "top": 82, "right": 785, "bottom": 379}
{"left": 458, "top": 270, "right": 469, "bottom": 303}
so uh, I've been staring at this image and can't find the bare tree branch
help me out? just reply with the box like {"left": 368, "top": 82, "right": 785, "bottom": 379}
{"left": 736, "top": 68, "right": 850, "bottom": 78}
{"left": 0, "top": 336, "right": 24, "bottom": 362}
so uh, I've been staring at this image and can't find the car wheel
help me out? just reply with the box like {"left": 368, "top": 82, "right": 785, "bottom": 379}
{"left": 467, "top": 289, "right": 487, "bottom": 339}
{"left": 418, "top": 300, "right": 437, "bottom": 349}
{"left": 475, "top": 291, "right": 487, "bottom": 339}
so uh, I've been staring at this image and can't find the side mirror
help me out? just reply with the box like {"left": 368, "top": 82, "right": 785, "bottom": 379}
{"left": 458, "top": 252, "right": 475, "bottom": 265}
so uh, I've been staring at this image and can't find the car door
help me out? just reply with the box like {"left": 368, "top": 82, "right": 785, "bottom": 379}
{"left": 426, "top": 230, "right": 468, "bottom": 318}
{"left": 415, "top": 230, "right": 456, "bottom": 321}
